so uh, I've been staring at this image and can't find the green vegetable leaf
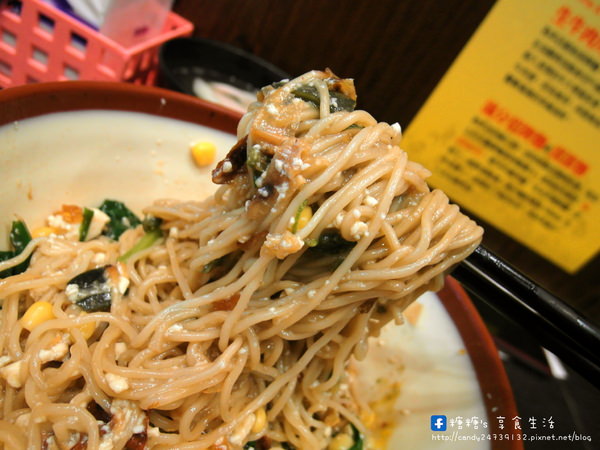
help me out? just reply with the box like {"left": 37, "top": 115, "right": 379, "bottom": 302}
{"left": 349, "top": 423, "right": 364, "bottom": 450}
{"left": 1, "top": 221, "right": 32, "bottom": 278}
{"left": 292, "top": 200, "right": 308, "bottom": 234}
{"left": 0, "top": 250, "right": 16, "bottom": 278}
{"left": 118, "top": 230, "right": 163, "bottom": 262}
{"left": 142, "top": 215, "right": 163, "bottom": 233}
{"left": 0, "top": 251, "right": 14, "bottom": 262}
{"left": 247, "top": 143, "right": 271, "bottom": 175}
{"left": 270, "top": 80, "right": 287, "bottom": 89}
{"left": 79, "top": 207, "right": 94, "bottom": 242}
{"left": 244, "top": 443, "right": 294, "bottom": 450}
{"left": 76, "top": 292, "right": 112, "bottom": 312}
{"left": 304, "top": 238, "right": 318, "bottom": 247}
{"left": 10, "top": 220, "right": 32, "bottom": 253}
{"left": 99, "top": 200, "right": 141, "bottom": 240}
{"left": 202, "top": 255, "right": 227, "bottom": 273}
{"left": 345, "top": 124, "right": 364, "bottom": 130}
{"left": 312, "top": 229, "right": 355, "bottom": 254}
{"left": 292, "top": 85, "right": 356, "bottom": 113}
{"left": 67, "top": 266, "right": 113, "bottom": 312}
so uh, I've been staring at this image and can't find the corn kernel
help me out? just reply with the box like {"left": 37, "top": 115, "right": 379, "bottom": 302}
{"left": 31, "top": 226, "right": 60, "bottom": 238}
{"left": 328, "top": 433, "right": 354, "bottom": 450}
{"left": 21, "top": 301, "right": 55, "bottom": 331}
{"left": 296, "top": 205, "right": 313, "bottom": 231}
{"left": 289, "top": 205, "right": 313, "bottom": 233}
{"left": 190, "top": 141, "right": 217, "bottom": 167}
{"left": 74, "top": 313, "right": 96, "bottom": 340}
{"left": 251, "top": 407, "right": 267, "bottom": 434}
{"left": 360, "top": 409, "right": 376, "bottom": 428}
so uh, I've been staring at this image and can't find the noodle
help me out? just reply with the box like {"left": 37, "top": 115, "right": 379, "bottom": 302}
{"left": 0, "top": 70, "right": 482, "bottom": 449}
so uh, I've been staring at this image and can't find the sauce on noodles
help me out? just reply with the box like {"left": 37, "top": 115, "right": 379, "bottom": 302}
{"left": 0, "top": 70, "right": 482, "bottom": 449}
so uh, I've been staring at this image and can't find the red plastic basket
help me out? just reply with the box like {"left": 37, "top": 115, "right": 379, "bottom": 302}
{"left": 0, "top": 0, "right": 193, "bottom": 87}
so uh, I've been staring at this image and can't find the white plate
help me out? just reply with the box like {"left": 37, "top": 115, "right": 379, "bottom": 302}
{"left": 0, "top": 102, "right": 517, "bottom": 449}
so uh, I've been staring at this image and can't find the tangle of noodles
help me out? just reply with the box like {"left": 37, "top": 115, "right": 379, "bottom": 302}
{"left": 0, "top": 70, "right": 483, "bottom": 449}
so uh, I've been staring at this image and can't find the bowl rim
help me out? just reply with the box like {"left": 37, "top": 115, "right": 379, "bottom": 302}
{"left": 158, "top": 36, "right": 290, "bottom": 94}
{"left": 439, "top": 277, "right": 522, "bottom": 448}
{"left": 0, "top": 82, "right": 520, "bottom": 448}
{"left": 0, "top": 80, "right": 243, "bottom": 132}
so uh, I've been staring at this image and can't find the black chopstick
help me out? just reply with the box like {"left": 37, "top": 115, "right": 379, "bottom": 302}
{"left": 452, "top": 245, "right": 600, "bottom": 386}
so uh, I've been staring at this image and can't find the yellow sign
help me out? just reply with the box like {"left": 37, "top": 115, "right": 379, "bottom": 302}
{"left": 403, "top": 0, "right": 600, "bottom": 273}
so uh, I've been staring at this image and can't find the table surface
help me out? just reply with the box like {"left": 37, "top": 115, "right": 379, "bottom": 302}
{"left": 473, "top": 296, "right": 600, "bottom": 449}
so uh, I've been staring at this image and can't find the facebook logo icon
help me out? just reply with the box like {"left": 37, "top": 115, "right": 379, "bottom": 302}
{"left": 431, "top": 415, "right": 447, "bottom": 431}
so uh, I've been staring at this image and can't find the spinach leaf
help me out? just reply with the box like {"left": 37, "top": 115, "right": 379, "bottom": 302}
{"left": 0, "top": 251, "right": 14, "bottom": 262}
{"left": 118, "top": 230, "right": 163, "bottom": 262}
{"left": 349, "top": 423, "right": 364, "bottom": 450}
{"left": 10, "top": 220, "right": 32, "bottom": 253}
{"left": 0, "top": 251, "right": 15, "bottom": 279}
{"left": 311, "top": 229, "right": 355, "bottom": 254}
{"left": 99, "top": 200, "right": 141, "bottom": 240}
{"left": 0, "top": 221, "right": 32, "bottom": 278}
{"left": 79, "top": 207, "right": 94, "bottom": 241}
{"left": 142, "top": 215, "right": 163, "bottom": 233}
{"left": 292, "top": 85, "right": 356, "bottom": 113}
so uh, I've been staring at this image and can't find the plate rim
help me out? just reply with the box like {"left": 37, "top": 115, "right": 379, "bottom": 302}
{"left": 0, "top": 80, "right": 242, "bottom": 134}
{"left": 440, "top": 277, "right": 523, "bottom": 449}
